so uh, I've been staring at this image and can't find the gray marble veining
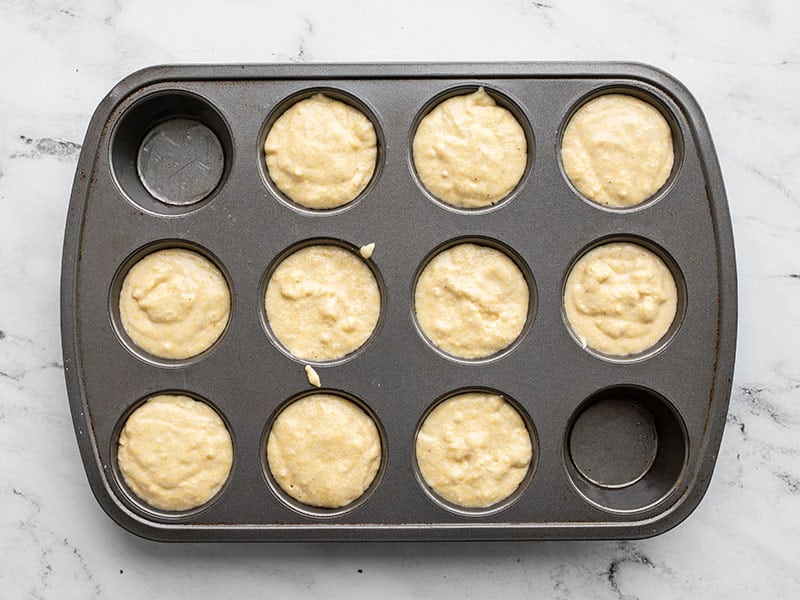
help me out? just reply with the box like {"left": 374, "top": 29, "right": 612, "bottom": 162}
{"left": 1, "top": 0, "right": 799, "bottom": 597}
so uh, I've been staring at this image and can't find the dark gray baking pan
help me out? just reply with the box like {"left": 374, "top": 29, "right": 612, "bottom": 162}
{"left": 61, "top": 62, "right": 736, "bottom": 541}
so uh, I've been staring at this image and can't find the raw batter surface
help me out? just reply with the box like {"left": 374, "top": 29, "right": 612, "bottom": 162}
{"left": 414, "top": 243, "right": 528, "bottom": 358}
{"left": 117, "top": 394, "right": 233, "bottom": 511}
{"left": 416, "top": 392, "right": 532, "bottom": 508}
{"left": 564, "top": 242, "right": 678, "bottom": 355}
{"left": 119, "top": 248, "right": 230, "bottom": 360}
{"left": 267, "top": 394, "right": 381, "bottom": 508}
{"left": 413, "top": 88, "right": 526, "bottom": 208}
{"left": 265, "top": 244, "right": 380, "bottom": 361}
{"left": 561, "top": 93, "right": 674, "bottom": 207}
{"left": 265, "top": 93, "right": 377, "bottom": 209}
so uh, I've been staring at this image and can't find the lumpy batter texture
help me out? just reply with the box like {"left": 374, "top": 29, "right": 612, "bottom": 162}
{"left": 265, "top": 93, "right": 377, "bottom": 209}
{"left": 416, "top": 392, "right": 532, "bottom": 508}
{"left": 267, "top": 394, "right": 381, "bottom": 508}
{"left": 265, "top": 245, "right": 380, "bottom": 361}
{"left": 117, "top": 394, "right": 233, "bottom": 511}
{"left": 564, "top": 242, "right": 678, "bottom": 355}
{"left": 414, "top": 243, "right": 528, "bottom": 358}
{"left": 413, "top": 88, "right": 527, "bottom": 208}
{"left": 561, "top": 94, "right": 674, "bottom": 207}
{"left": 119, "top": 248, "right": 230, "bottom": 359}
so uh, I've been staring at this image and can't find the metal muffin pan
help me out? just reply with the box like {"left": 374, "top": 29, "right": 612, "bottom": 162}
{"left": 61, "top": 62, "right": 736, "bottom": 541}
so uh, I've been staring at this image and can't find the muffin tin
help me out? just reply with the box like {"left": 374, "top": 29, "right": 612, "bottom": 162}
{"left": 61, "top": 62, "right": 736, "bottom": 541}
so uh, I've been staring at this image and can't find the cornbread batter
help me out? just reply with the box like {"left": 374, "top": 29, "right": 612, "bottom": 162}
{"left": 414, "top": 243, "right": 528, "bottom": 359}
{"left": 119, "top": 248, "right": 230, "bottom": 359}
{"left": 267, "top": 394, "right": 381, "bottom": 508}
{"left": 359, "top": 242, "right": 375, "bottom": 259}
{"left": 564, "top": 242, "right": 678, "bottom": 355}
{"left": 412, "top": 88, "right": 527, "bottom": 208}
{"left": 561, "top": 94, "right": 674, "bottom": 207}
{"left": 117, "top": 394, "right": 233, "bottom": 511}
{"left": 264, "top": 93, "right": 377, "bottom": 209}
{"left": 304, "top": 365, "right": 321, "bottom": 388}
{"left": 416, "top": 392, "right": 532, "bottom": 508}
{"left": 265, "top": 244, "right": 380, "bottom": 361}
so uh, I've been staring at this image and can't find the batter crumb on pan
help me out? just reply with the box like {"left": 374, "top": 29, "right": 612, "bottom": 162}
{"left": 305, "top": 365, "right": 321, "bottom": 387}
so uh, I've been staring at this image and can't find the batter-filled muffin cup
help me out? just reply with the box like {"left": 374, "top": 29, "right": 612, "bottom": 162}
{"left": 414, "top": 242, "right": 529, "bottom": 359}
{"left": 266, "top": 393, "right": 382, "bottom": 509}
{"left": 412, "top": 87, "right": 527, "bottom": 209}
{"left": 415, "top": 391, "right": 533, "bottom": 509}
{"left": 561, "top": 93, "right": 674, "bottom": 208}
{"left": 118, "top": 247, "right": 230, "bottom": 360}
{"left": 117, "top": 394, "right": 233, "bottom": 512}
{"left": 264, "top": 243, "right": 380, "bottom": 362}
{"left": 264, "top": 93, "right": 378, "bottom": 210}
{"left": 563, "top": 241, "right": 678, "bottom": 356}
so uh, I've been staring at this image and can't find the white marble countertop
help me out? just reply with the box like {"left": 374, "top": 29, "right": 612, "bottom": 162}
{"left": 1, "top": 0, "right": 798, "bottom": 597}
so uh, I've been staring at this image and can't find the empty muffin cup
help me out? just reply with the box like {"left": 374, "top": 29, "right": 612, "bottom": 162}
{"left": 137, "top": 118, "right": 224, "bottom": 206}
{"left": 110, "top": 90, "right": 232, "bottom": 215}
{"left": 565, "top": 386, "right": 688, "bottom": 513}
{"left": 569, "top": 398, "right": 657, "bottom": 488}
